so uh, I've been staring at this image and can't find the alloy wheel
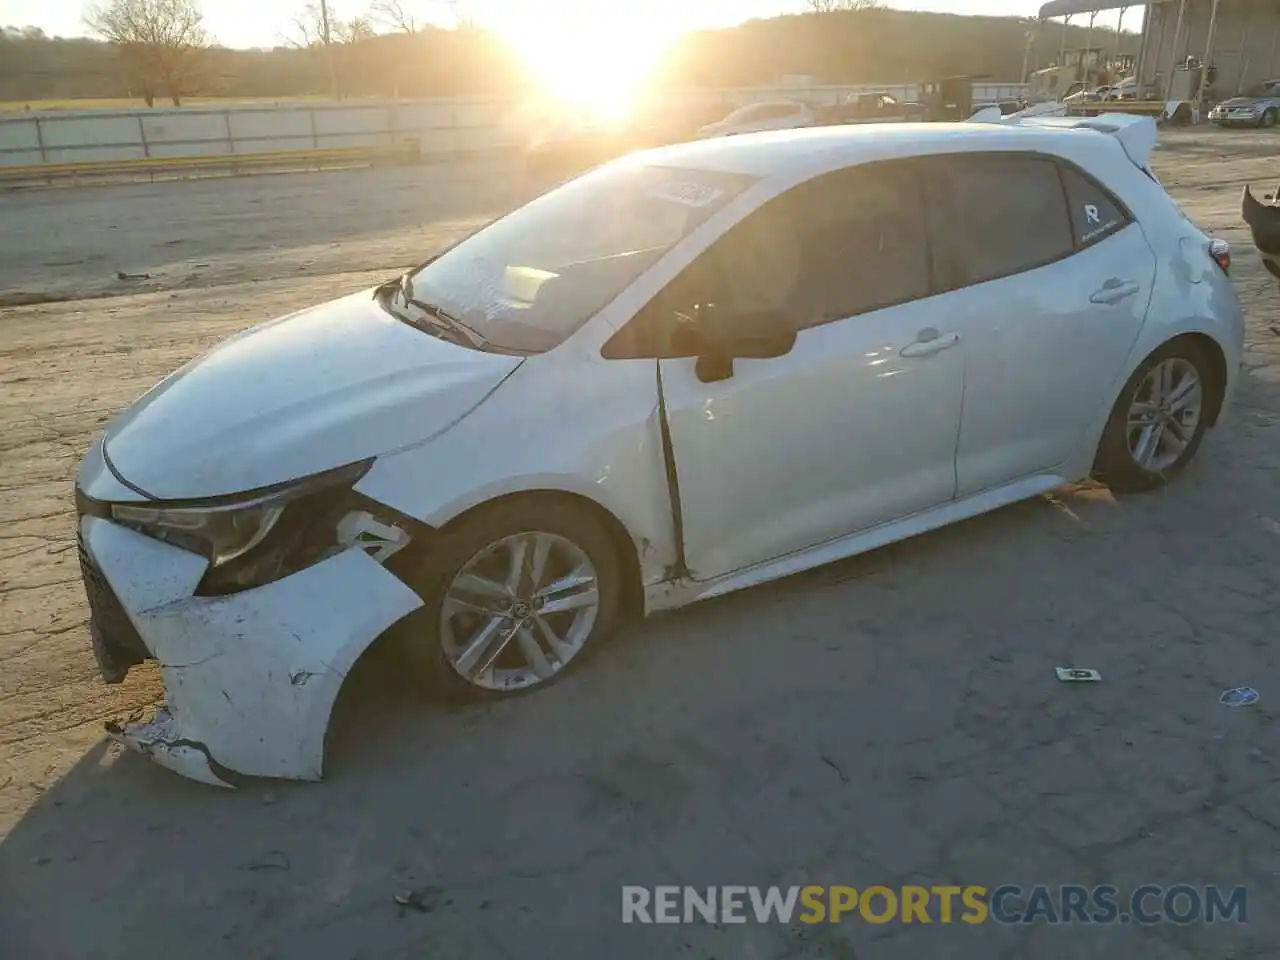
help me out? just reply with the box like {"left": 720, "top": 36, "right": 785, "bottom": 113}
{"left": 1126, "top": 357, "right": 1203, "bottom": 473}
{"left": 439, "top": 531, "right": 600, "bottom": 691}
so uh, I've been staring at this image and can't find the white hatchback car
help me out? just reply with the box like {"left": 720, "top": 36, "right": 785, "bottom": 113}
{"left": 698, "top": 99, "right": 815, "bottom": 138}
{"left": 77, "top": 116, "right": 1243, "bottom": 787}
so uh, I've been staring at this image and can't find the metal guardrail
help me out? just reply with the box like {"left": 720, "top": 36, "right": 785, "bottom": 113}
{"left": 0, "top": 85, "right": 1030, "bottom": 168}
{"left": 0, "top": 141, "right": 425, "bottom": 188}
{"left": 0, "top": 84, "right": 1034, "bottom": 189}
{"left": 0, "top": 99, "right": 515, "bottom": 174}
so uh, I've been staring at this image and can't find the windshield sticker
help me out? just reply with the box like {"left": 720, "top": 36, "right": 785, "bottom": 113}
{"left": 646, "top": 181, "right": 726, "bottom": 208}
{"left": 1084, "top": 203, "right": 1101, "bottom": 225}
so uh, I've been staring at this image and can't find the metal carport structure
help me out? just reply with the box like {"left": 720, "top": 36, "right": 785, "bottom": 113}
{"left": 1037, "top": 0, "right": 1280, "bottom": 104}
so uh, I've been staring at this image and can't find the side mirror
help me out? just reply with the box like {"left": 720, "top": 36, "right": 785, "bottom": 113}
{"left": 685, "top": 303, "right": 798, "bottom": 383}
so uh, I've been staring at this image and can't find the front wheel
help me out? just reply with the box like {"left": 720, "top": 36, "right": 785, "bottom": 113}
{"left": 401, "top": 498, "right": 623, "bottom": 700}
{"left": 1092, "top": 342, "right": 1213, "bottom": 493}
{"left": 1261, "top": 109, "right": 1277, "bottom": 129}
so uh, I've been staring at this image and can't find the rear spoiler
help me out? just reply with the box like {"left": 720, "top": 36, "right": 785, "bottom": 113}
{"left": 967, "top": 109, "right": 1158, "bottom": 169}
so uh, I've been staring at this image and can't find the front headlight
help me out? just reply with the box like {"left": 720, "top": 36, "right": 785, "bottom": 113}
{"left": 108, "top": 460, "right": 399, "bottom": 595}
{"left": 111, "top": 499, "right": 287, "bottom": 567}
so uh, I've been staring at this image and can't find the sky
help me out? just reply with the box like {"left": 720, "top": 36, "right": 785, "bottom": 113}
{"left": 0, "top": 0, "right": 1116, "bottom": 50}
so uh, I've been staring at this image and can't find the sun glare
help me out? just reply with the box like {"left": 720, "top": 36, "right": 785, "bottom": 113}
{"left": 498, "top": 13, "right": 676, "bottom": 121}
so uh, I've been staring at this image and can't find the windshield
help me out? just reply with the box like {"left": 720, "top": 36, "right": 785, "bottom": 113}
{"left": 1247, "top": 82, "right": 1280, "bottom": 97}
{"left": 404, "top": 163, "right": 757, "bottom": 352}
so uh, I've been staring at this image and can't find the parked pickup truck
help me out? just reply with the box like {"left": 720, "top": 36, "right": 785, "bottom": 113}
{"left": 813, "top": 91, "right": 926, "bottom": 125}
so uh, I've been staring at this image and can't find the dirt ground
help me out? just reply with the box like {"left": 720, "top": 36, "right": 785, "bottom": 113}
{"left": 1, "top": 129, "right": 1279, "bottom": 959}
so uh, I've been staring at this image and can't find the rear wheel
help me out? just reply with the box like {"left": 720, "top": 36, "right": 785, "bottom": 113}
{"left": 402, "top": 499, "right": 623, "bottom": 700}
{"left": 1093, "top": 342, "right": 1213, "bottom": 493}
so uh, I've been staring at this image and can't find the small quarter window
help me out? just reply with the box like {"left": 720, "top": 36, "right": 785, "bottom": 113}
{"left": 1057, "top": 163, "right": 1131, "bottom": 248}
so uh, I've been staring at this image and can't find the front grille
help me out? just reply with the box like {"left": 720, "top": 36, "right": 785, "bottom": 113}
{"left": 78, "top": 534, "right": 150, "bottom": 682}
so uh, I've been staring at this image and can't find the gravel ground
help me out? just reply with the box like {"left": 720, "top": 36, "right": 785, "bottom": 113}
{"left": 1, "top": 129, "right": 1279, "bottom": 959}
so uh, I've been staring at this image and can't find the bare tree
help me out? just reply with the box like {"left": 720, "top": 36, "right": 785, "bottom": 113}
{"left": 285, "top": 2, "right": 329, "bottom": 47}
{"left": 289, "top": 3, "right": 373, "bottom": 45}
{"left": 285, "top": 2, "right": 379, "bottom": 97}
{"left": 372, "top": 0, "right": 416, "bottom": 33}
{"left": 84, "top": 0, "right": 208, "bottom": 105}
{"left": 442, "top": 0, "right": 477, "bottom": 30}
{"left": 333, "top": 14, "right": 376, "bottom": 43}
{"left": 370, "top": 0, "right": 479, "bottom": 34}
{"left": 806, "top": 0, "right": 882, "bottom": 11}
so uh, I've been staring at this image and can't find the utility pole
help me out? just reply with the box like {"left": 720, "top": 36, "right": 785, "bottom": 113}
{"left": 319, "top": 0, "right": 337, "bottom": 99}
{"left": 1165, "top": 0, "right": 1188, "bottom": 100}
{"left": 1022, "top": 20, "right": 1036, "bottom": 85}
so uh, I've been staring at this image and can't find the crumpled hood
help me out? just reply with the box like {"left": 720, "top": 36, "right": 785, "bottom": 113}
{"left": 1220, "top": 97, "right": 1262, "bottom": 108}
{"left": 104, "top": 289, "right": 522, "bottom": 500}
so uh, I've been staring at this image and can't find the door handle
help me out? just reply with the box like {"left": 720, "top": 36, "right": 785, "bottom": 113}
{"left": 1090, "top": 279, "right": 1141, "bottom": 305}
{"left": 900, "top": 331, "right": 960, "bottom": 358}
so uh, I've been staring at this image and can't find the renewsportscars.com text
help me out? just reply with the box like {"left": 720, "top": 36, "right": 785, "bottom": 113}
{"left": 622, "top": 884, "right": 1248, "bottom": 925}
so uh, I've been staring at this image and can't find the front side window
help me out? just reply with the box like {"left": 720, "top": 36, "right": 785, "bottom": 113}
{"left": 770, "top": 162, "right": 932, "bottom": 326}
{"left": 405, "top": 163, "right": 756, "bottom": 352}
{"left": 605, "top": 161, "right": 933, "bottom": 357}
{"left": 931, "top": 153, "right": 1075, "bottom": 287}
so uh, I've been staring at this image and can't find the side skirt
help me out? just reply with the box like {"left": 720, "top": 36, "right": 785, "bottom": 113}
{"left": 644, "top": 472, "right": 1068, "bottom": 615}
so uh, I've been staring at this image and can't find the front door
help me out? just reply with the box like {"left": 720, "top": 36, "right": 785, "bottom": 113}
{"left": 655, "top": 161, "right": 966, "bottom": 581}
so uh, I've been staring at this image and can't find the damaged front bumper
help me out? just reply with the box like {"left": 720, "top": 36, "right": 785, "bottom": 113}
{"left": 106, "top": 705, "right": 236, "bottom": 788}
{"left": 81, "top": 514, "right": 424, "bottom": 787}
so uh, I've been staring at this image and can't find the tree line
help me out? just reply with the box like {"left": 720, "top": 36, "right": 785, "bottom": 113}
{"left": 0, "top": 2, "right": 1131, "bottom": 106}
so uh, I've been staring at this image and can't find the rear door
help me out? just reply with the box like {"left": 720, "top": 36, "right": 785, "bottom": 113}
{"left": 925, "top": 151, "right": 1156, "bottom": 497}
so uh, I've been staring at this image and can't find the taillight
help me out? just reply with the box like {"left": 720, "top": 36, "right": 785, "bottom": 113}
{"left": 1209, "top": 238, "right": 1231, "bottom": 275}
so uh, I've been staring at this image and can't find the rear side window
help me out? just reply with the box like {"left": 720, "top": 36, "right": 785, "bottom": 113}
{"left": 1057, "top": 163, "right": 1130, "bottom": 247}
{"left": 934, "top": 154, "right": 1075, "bottom": 286}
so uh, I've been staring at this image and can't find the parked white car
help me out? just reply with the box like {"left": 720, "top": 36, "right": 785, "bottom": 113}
{"left": 698, "top": 100, "right": 815, "bottom": 138}
{"left": 78, "top": 116, "right": 1243, "bottom": 787}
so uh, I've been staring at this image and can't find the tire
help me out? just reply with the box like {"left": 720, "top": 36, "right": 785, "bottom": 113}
{"left": 400, "top": 497, "right": 624, "bottom": 701}
{"left": 1092, "top": 341, "right": 1214, "bottom": 493}
{"left": 1261, "top": 109, "right": 1277, "bottom": 129}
